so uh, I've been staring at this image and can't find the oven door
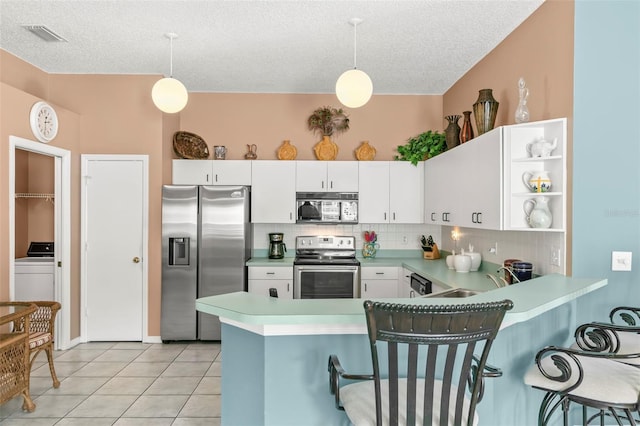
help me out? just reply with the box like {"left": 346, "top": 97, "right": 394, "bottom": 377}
{"left": 293, "top": 264, "right": 360, "bottom": 299}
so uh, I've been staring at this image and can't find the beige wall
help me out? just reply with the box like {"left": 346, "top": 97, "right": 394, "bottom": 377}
{"left": 0, "top": 0, "right": 574, "bottom": 339}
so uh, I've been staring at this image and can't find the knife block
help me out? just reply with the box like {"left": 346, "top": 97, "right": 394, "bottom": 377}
{"left": 422, "top": 243, "right": 440, "bottom": 260}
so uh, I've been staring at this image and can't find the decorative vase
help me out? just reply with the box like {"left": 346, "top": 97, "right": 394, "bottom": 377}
{"left": 515, "top": 77, "right": 530, "bottom": 124}
{"left": 355, "top": 141, "right": 376, "bottom": 160}
{"left": 313, "top": 136, "right": 338, "bottom": 160}
{"left": 473, "top": 89, "right": 499, "bottom": 135}
{"left": 362, "top": 242, "right": 378, "bottom": 258}
{"left": 277, "top": 140, "right": 297, "bottom": 160}
{"left": 460, "top": 111, "right": 474, "bottom": 143}
{"left": 444, "top": 115, "right": 461, "bottom": 150}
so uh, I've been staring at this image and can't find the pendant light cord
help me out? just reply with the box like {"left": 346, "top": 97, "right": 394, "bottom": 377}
{"left": 169, "top": 35, "right": 174, "bottom": 77}
{"left": 352, "top": 22, "right": 358, "bottom": 70}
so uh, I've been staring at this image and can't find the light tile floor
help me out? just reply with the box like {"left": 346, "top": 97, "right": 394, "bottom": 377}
{"left": 0, "top": 341, "right": 222, "bottom": 425}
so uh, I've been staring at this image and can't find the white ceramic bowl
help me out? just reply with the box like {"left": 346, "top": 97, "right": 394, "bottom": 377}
{"left": 454, "top": 254, "right": 471, "bottom": 273}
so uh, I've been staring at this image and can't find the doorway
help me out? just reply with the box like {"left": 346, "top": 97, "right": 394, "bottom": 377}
{"left": 81, "top": 155, "right": 149, "bottom": 341}
{"left": 9, "top": 136, "right": 71, "bottom": 350}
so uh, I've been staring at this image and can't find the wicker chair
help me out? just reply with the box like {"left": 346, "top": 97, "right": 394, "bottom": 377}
{"left": 0, "top": 302, "right": 37, "bottom": 412}
{"left": 13, "top": 301, "right": 61, "bottom": 389}
{"left": 328, "top": 299, "right": 513, "bottom": 426}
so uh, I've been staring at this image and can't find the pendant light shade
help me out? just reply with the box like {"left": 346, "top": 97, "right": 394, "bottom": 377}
{"left": 335, "top": 18, "right": 372, "bottom": 108}
{"left": 336, "top": 69, "right": 373, "bottom": 108}
{"left": 152, "top": 33, "right": 188, "bottom": 114}
{"left": 152, "top": 77, "right": 188, "bottom": 113}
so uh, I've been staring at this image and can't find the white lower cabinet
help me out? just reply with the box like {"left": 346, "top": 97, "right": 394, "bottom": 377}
{"left": 248, "top": 266, "right": 293, "bottom": 299}
{"left": 360, "top": 267, "right": 399, "bottom": 298}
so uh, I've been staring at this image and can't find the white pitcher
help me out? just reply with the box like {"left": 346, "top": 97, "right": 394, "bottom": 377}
{"left": 522, "top": 170, "right": 552, "bottom": 193}
{"left": 523, "top": 197, "right": 553, "bottom": 228}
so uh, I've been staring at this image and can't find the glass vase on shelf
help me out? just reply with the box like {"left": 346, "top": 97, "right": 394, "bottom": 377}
{"left": 515, "top": 77, "right": 530, "bottom": 124}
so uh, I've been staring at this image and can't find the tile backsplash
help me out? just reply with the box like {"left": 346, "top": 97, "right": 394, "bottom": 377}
{"left": 252, "top": 223, "right": 565, "bottom": 276}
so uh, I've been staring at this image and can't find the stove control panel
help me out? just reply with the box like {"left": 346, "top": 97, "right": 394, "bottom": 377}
{"left": 295, "top": 235, "right": 355, "bottom": 250}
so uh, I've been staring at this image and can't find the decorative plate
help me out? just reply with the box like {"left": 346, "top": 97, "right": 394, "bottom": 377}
{"left": 173, "top": 131, "right": 210, "bottom": 159}
{"left": 355, "top": 141, "right": 376, "bottom": 161}
{"left": 277, "top": 140, "right": 297, "bottom": 160}
{"left": 314, "top": 136, "right": 338, "bottom": 160}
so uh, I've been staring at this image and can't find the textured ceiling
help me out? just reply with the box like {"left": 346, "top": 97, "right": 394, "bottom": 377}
{"left": 0, "top": 0, "right": 544, "bottom": 95}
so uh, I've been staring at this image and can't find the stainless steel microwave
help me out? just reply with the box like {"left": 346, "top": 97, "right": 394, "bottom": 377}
{"left": 296, "top": 192, "right": 358, "bottom": 224}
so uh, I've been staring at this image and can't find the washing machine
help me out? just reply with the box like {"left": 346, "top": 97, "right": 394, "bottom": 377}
{"left": 14, "top": 242, "right": 55, "bottom": 301}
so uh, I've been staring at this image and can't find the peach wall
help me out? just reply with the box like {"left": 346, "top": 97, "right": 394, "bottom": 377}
{"left": 443, "top": 0, "right": 574, "bottom": 272}
{"left": 179, "top": 93, "right": 444, "bottom": 161}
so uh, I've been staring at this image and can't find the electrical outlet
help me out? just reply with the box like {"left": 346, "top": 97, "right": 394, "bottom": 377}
{"left": 402, "top": 236, "right": 408, "bottom": 245}
{"left": 488, "top": 242, "right": 498, "bottom": 255}
{"left": 550, "top": 247, "right": 561, "bottom": 267}
{"left": 612, "top": 251, "right": 632, "bottom": 271}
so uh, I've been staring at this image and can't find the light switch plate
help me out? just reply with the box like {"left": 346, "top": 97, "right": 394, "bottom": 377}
{"left": 611, "top": 251, "right": 632, "bottom": 271}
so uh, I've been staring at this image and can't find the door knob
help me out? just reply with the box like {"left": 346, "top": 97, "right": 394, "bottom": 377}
{"left": 133, "top": 257, "right": 141, "bottom": 263}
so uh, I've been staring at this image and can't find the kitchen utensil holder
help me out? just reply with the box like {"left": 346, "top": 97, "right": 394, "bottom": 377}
{"left": 422, "top": 243, "right": 440, "bottom": 260}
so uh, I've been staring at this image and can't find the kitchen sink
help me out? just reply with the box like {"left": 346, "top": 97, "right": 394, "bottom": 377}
{"left": 423, "top": 288, "right": 483, "bottom": 298}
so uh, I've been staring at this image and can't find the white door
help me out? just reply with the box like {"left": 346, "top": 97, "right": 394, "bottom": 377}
{"left": 82, "top": 155, "right": 148, "bottom": 341}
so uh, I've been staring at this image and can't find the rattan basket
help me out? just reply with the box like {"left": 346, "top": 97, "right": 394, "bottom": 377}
{"left": 173, "top": 131, "right": 210, "bottom": 159}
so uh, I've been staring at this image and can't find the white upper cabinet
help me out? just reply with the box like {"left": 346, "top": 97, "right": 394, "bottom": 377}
{"left": 358, "top": 162, "right": 390, "bottom": 223}
{"left": 359, "top": 161, "right": 424, "bottom": 224}
{"left": 251, "top": 161, "right": 296, "bottom": 223}
{"left": 172, "top": 160, "right": 213, "bottom": 185}
{"left": 424, "top": 118, "right": 566, "bottom": 231}
{"left": 172, "top": 160, "right": 251, "bottom": 185}
{"left": 389, "top": 162, "right": 424, "bottom": 223}
{"left": 295, "top": 161, "right": 358, "bottom": 192}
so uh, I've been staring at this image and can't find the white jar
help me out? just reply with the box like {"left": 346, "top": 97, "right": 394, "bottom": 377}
{"left": 446, "top": 255, "right": 455, "bottom": 269}
{"left": 468, "top": 252, "right": 482, "bottom": 272}
{"left": 454, "top": 255, "right": 471, "bottom": 273}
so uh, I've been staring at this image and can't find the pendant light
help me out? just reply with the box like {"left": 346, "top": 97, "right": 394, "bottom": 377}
{"left": 152, "top": 33, "right": 188, "bottom": 114}
{"left": 335, "top": 18, "right": 373, "bottom": 108}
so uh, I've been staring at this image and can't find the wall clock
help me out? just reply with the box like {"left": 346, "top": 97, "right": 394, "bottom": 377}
{"left": 29, "top": 101, "right": 59, "bottom": 143}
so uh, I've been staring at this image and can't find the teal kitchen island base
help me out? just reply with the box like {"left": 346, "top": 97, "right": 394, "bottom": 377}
{"left": 197, "top": 274, "right": 607, "bottom": 425}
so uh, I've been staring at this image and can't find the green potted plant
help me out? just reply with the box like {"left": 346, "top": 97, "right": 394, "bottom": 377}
{"left": 307, "top": 106, "right": 350, "bottom": 138}
{"left": 394, "top": 130, "right": 447, "bottom": 165}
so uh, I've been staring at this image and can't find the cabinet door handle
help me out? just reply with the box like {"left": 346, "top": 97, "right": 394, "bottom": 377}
{"left": 266, "top": 272, "right": 275, "bottom": 275}
{"left": 330, "top": 181, "right": 334, "bottom": 189}
{"left": 290, "top": 212, "right": 293, "bottom": 220}
{"left": 321, "top": 181, "right": 325, "bottom": 189}
{"left": 376, "top": 272, "right": 384, "bottom": 275}
{"left": 393, "top": 212, "right": 396, "bottom": 221}
{"left": 215, "top": 174, "right": 219, "bottom": 183}
{"left": 287, "top": 283, "right": 290, "bottom": 291}
{"left": 364, "top": 283, "right": 368, "bottom": 292}
{"left": 384, "top": 212, "right": 387, "bottom": 220}
{"left": 431, "top": 212, "right": 436, "bottom": 221}
{"left": 477, "top": 212, "right": 482, "bottom": 223}
{"left": 471, "top": 212, "right": 477, "bottom": 223}
{"left": 206, "top": 174, "right": 210, "bottom": 183}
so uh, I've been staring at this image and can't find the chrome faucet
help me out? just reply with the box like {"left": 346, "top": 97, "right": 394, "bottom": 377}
{"left": 486, "top": 274, "right": 508, "bottom": 288}
{"left": 496, "top": 266, "right": 520, "bottom": 284}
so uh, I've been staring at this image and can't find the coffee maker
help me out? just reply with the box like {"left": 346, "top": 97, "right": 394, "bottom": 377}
{"left": 268, "top": 233, "right": 286, "bottom": 259}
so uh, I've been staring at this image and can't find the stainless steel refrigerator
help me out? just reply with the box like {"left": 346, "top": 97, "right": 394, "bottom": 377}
{"left": 161, "top": 185, "right": 251, "bottom": 341}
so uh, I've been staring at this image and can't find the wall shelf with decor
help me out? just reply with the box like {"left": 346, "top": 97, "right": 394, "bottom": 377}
{"left": 503, "top": 118, "right": 567, "bottom": 232}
